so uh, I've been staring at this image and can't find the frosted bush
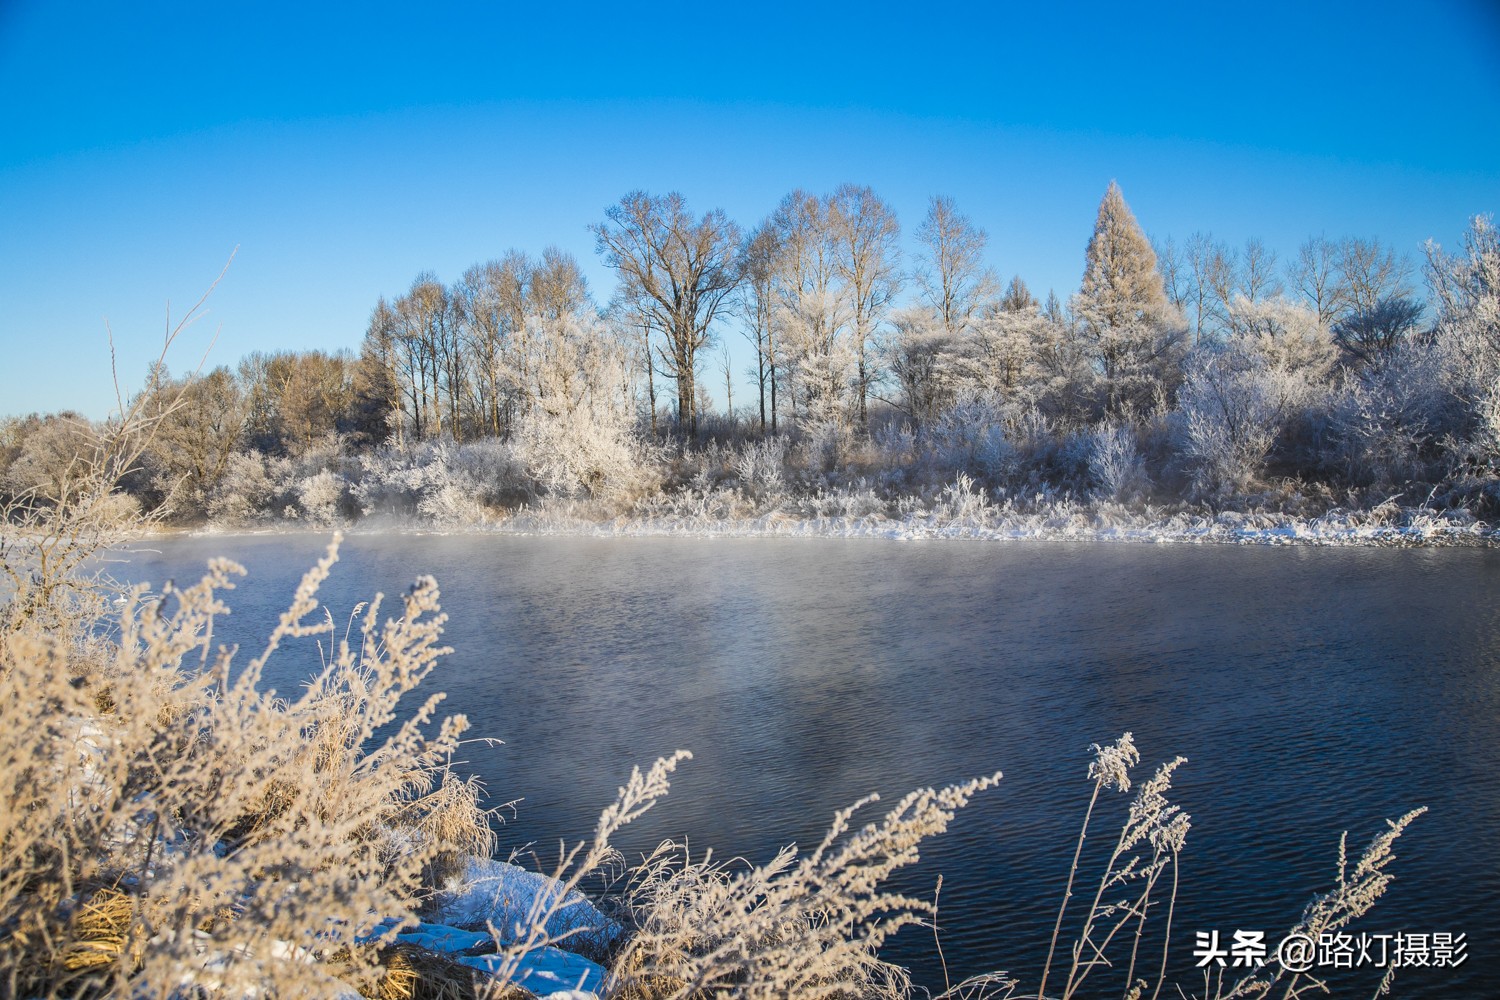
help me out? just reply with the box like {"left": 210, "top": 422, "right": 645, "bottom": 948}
{"left": 206, "top": 451, "right": 291, "bottom": 526}
{"left": 1330, "top": 345, "right": 1458, "bottom": 487}
{"left": 350, "top": 447, "right": 429, "bottom": 519}
{"left": 519, "top": 409, "right": 658, "bottom": 507}
{"left": 1087, "top": 422, "right": 1149, "bottom": 501}
{"left": 1176, "top": 348, "right": 1280, "bottom": 498}
{"left": 295, "top": 469, "right": 345, "bottom": 526}
{"left": 796, "top": 483, "right": 888, "bottom": 519}
{"left": 932, "top": 472, "right": 993, "bottom": 522}
{"left": 794, "top": 419, "right": 855, "bottom": 474}
{"left": 919, "top": 395, "right": 1015, "bottom": 487}
{"left": 349, "top": 441, "right": 531, "bottom": 524}
{"left": 733, "top": 436, "right": 789, "bottom": 501}
{"left": 416, "top": 478, "right": 489, "bottom": 526}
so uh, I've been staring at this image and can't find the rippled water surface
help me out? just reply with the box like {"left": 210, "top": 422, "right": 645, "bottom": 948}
{"left": 115, "top": 533, "right": 1500, "bottom": 996}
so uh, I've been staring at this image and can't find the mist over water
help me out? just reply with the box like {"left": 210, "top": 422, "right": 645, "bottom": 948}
{"left": 115, "top": 532, "right": 1500, "bottom": 995}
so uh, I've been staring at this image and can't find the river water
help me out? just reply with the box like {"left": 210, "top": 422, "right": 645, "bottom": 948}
{"left": 112, "top": 532, "right": 1500, "bottom": 997}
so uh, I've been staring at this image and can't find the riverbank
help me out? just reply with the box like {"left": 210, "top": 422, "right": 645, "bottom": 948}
{"left": 175, "top": 497, "right": 1496, "bottom": 547}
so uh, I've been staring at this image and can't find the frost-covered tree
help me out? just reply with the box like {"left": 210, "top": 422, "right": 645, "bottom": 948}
{"left": 880, "top": 306, "right": 956, "bottom": 429}
{"left": 238, "top": 350, "right": 359, "bottom": 455}
{"left": 1423, "top": 215, "right": 1500, "bottom": 463}
{"left": 737, "top": 224, "right": 782, "bottom": 433}
{"left": 592, "top": 191, "right": 742, "bottom": 437}
{"left": 953, "top": 307, "right": 1051, "bottom": 406}
{"left": 1331, "top": 296, "right": 1425, "bottom": 369}
{"left": 369, "top": 273, "right": 455, "bottom": 442}
{"left": 1073, "top": 182, "right": 1187, "bottom": 417}
{"left": 1178, "top": 297, "right": 1337, "bottom": 496}
{"left": 829, "top": 183, "right": 901, "bottom": 428}
{"left": 453, "top": 252, "right": 533, "bottom": 437}
{"left": 1226, "top": 296, "right": 1338, "bottom": 390}
{"left": 137, "top": 366, "right": 248, "bottom": 515}
{"left": 512, "top": 308, "right": 650, "bottom": 503}
{"left": 767, "top": 190, "right": 851, "bottom": 428}
{"left": 0, "top": 411, "right": 98, "bottom": 505}
{"left": 1287, "top": 235, "right": 1348, "bottom": 326}
{"left": 1000, "top": 275, "right": 1038, "bottom": 313}
{"left": 915, "top": 195, "right": 996, "bottom": 339}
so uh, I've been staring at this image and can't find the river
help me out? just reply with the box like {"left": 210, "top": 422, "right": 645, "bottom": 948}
{"left": 111, "top": 532, "right": 1500, "bottom": 997}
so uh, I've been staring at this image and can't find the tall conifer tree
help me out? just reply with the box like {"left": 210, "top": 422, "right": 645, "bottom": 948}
{"left": 1074, "top": 181, "right": 1185, "bottom": 417}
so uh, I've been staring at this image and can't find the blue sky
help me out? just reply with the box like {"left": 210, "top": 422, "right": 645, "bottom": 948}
{"left": 1, "top": 0, "right": 1497, "bottom": 419}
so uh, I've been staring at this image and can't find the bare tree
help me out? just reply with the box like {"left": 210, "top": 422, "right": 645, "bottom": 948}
{"left": 1337, "top": 236, "right": 1413, "bottom": 316}
{"left": 829, "top": 183, "right": 901, "bottom": 430}
{"left": 1221, "top": 238, "right": 1284, "bottom": 336}
{"left": 915, "top": 195, "right": 996, "bottom": 338}
{"left": 737, "top": 224, "right": 781, "bottom": 433}
{"left": 454, "top": 253, "right": 530, "bottom": 437}
{"left": 1000, "top": 275, "right": 1038, "bottom": 313}
{"left": 1185, "top": 232, "right": 1235, "bottom": 343}
{"left": 1152, "top": 236, "right": 1189, "bottom": 313}
{"left": 1239, "top": 237, "right": 1283, "bottom": 304}
{"left": 718, "top": 344, "right": 734, "bottom": 421}
{"left": 1287, "top": 236, "right": 1348, "bottom": 326}
{"left": 592, "top": 191, "right": 742, "bottom": 436}
{"left": 767, "top": 190, "right": 848, "bottom": 426}
{"left": 1332, "top": 296, "right": 1425, "bottom": 368}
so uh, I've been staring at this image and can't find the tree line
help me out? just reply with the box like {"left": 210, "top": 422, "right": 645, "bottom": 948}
{"left": 3, "top": 182, "right": 1497, "bottom": 522}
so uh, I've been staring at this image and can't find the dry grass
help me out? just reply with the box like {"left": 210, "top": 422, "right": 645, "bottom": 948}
{"left": 0, "top": 529, "right": 499, "bottom": 997}
{"left": 603, "top": 774, "right": 1002, "bottom": 1000}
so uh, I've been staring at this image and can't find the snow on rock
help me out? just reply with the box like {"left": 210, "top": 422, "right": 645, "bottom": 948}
{"left": 429, "top": 857, "right": 619, "bottom": 951}
{"left": 458, "top": 947, "right": 606, "bottom": 996}
{"left": 394, "top": 922, "right": 491, "bottom": 953}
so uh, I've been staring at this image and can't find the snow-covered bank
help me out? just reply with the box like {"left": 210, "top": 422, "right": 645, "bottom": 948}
{"left": 181, "top": 499, "right": 1496, "bottom": 548}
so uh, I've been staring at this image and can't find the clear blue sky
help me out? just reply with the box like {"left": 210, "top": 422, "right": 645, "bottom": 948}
{"left": 2, "top": 0, "right": 1497, "bottom": 419}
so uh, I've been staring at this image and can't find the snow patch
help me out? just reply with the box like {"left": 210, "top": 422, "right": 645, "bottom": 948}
{"left": 429, "top": 857, "right": 619, "bottom": 951}
{"left": 458, "top": 947, "right": 606, "bottom": 996}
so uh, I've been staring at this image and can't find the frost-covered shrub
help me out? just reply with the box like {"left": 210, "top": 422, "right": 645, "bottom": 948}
{"left": 1175, "top": 299, "right": 1344, "bottom": 500}
{"left": 1087, "top": 422, "right": 1149, "bottom": 501}
{"left": 295, "top": 470, "right": 346, "bottom": 526}
{"left": 350, "top": 441, "right": 531, "bottom": 526}
{"left": 931, "top": 472, "right": 993, "bottom": 522}
{"left": 916, "top": 395, "right": 1015, "bottom": 488}
{"left": 1175, "top": 347, "right": 1283, "bottom": 499}
{"left": 518, "top": 410, "right": 659, "bottom": 508}
{"left": 1330, "top": 350, "right": 1453, "bottom": 488}
{"left": 798, "top": 419, "right": 848, "bottom": 474}
{"left": 795, "top": 482, "right": 888, "bottom": 519}
{"left": 733, "top": 436, "right": 789, "bottom": 502}
{"left": 206, "top": 451, "right": 293, "bottom": 525}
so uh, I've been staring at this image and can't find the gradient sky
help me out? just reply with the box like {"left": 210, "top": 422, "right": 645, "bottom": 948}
{"left": 2, "top": 0, "right": 1497, "bottom": 419}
